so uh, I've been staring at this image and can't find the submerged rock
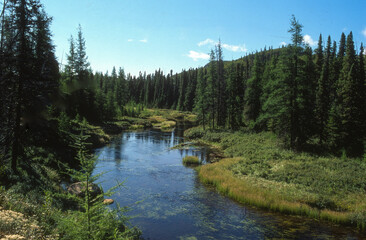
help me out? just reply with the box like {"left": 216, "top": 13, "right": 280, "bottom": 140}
{"left": 67, "top": 182, "right": 103, "bottom": 199}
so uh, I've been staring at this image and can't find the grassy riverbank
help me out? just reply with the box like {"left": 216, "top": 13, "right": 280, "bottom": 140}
{"left": 185, "top": 127, "right": 366, "bottom": 228}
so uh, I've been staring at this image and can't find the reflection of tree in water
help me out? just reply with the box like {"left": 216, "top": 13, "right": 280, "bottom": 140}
{"left": 113, "top": 137, "right": 123, "bottom": 166}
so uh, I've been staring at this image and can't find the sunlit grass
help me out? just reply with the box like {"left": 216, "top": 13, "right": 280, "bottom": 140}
{"left": 189, "top": 128, "right": 366, "bottom": 228}
{"left": 198, "top": 158, "right": 354, "bottom": 226}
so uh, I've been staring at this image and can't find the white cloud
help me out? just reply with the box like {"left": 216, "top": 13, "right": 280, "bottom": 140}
{"left": 197, "top": 38, "right": 247, "bottom": 52}
{"left": 364, "top": 48, "right": 366, "bottom": 55}
{"left": 222, "top": 43, "right": 247, "bottom": 52}
{"left": 362, "top": 28, "right": 366, "bottom": 38}
{"left": 280, "top": 41, "right": 287, "bottom": 46}
{"left": 127, "top": 39, "right": 134, "bottom": 42}
{"left": 303, "top": 34, "right": 317, "bottom": 47}
{"left": 198, "top": 38, "right": 215, "bottom": 47}
{"left": 187, "top": 50, "right": 210, "bottom": 61}
{"left": 139, "top": 39, "right": 148, "bottom": 43}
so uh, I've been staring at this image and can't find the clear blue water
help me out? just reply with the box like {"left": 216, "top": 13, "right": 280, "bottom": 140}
{"left": 94, "top": 127, "right": 365, "bottom": 240}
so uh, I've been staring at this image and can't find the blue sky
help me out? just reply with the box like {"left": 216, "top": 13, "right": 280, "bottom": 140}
{"left": 42, "top": 0, "right": 366, "bottom": 76}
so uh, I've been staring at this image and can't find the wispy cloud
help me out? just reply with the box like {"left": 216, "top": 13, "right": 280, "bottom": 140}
{"left": 139, "top": 39, "right": 148, "bottom": 43}
{"left": 303, "top": 34, "right": 317, "bottom": 47}
{"left": 280, "top": 41, "right": 287, "bottom": 46}
{"left": 222, "top": 43, "right": 247, "bottom": 52}
{"left": 362, "top": 27, "right": 366, "bottom": 38}
{"left": 127, "top": 39, "right": 134, "bottom": 42}
{"left": 187, "top": 50, "right": 210, "bottom": 61}
{"left": 198, "top": 38, "right": 216, "bottom": 47}
{"left": 197, "top": 38, "right": 247, "bottom": 52}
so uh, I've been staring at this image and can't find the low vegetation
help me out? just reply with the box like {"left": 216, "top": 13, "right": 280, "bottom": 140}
{"left": 0, "top": 122, "right": 142, "bottom": 239}
{"left": 182, "top": 156, "right": 200, "bottom": 166}
{"left": 185, "top": 127, "right": 366, "bottom": 228}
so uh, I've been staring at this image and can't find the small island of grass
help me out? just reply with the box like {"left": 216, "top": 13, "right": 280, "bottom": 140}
{"left": 182, "top": 156, "right": 201, "bottom": 166}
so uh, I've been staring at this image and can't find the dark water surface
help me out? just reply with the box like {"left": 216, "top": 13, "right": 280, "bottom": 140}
{"left": 94, "top": 127, "right": 365, "bottom": 240}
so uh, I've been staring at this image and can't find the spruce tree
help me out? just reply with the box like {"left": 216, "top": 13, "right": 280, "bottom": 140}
{"left": 287, "top": 15, "right": 304, "bottom": 148}
{"left": 245, "top": 54, "right": 263, "bottom": 124}
{"left": 335, "top": 32, "right": 363, "bottom": 155}
{"left": 207, "top": 49, "right": 217, "bottom": 128}
{"left": 0, "top": 0, "right": 59, "bottom": 171}
{"left": 226, "top": 62, "right": 244, "bottom": 129}
{"left": 259, "top": 55, "right": 278, "bottom": 130}
{"left": 315, "top": 34, "right": 324, "bottom": 80}
{"left": 315, "top": 36, "right": 331, "bottom": 144}
{"left": 299, "top": 46, "right": 316, "bottom": 145}
{"left": 194, "top": 68, "right": 208, "bottom": 129}
{"left": 216, "top": 41, "right": 226, "bottom": 127}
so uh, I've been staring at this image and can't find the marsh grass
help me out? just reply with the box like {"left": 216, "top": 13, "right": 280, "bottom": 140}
{"left": 182, "top": 156, "right": 200, "bottom": 166}
{"left": 140, "top": 109, "right": 197, "bottom": 124}
{"left": 188, "top": 128, "right": 366, "bottom": 228}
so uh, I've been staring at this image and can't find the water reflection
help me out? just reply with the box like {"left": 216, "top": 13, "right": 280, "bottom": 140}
{"left": 95, "top": 128, "right": 365, "bottom": 240}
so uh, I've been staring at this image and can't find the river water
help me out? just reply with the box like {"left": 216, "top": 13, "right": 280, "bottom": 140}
{"left": 94, "top": 126, "right": 365, "bottom": 240}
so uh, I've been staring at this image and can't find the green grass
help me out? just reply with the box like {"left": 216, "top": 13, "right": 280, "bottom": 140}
{"left": 182, "top": 156, "right": 201, "bottom": 166}
{"left": 186, "top": 127, "right": 366, "bottom": 228}
{"left": 140, "top": 108, "right": 197, "bottom": 124}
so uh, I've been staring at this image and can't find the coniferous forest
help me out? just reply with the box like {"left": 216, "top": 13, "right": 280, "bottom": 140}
{"left": 58, "top": 16, "right": 365, "bottom": 156}
{"left": 0, "top": 0, "right": 365, "bottom": 239}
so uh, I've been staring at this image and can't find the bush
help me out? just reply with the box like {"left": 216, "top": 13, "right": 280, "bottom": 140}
{"left": 184, "top": 127, "right": 206, "bottom": 139}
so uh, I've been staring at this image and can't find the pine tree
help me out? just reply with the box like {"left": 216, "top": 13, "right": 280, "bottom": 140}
{"left": 64, "top": 35, "right": 76, "bottom": 86}
{"left": 184, "top": 69, "right": 197, "bottom": 111}
{"left": 115, "top": 67, "right": 127, "bottom": 107}
{"left": 315, "top": 34, "right": 324, "bottom": 80}
{"left": 261, "top": 50, "right": 289, "bottom": 136}
{"left": 207, "top": 49, "right": 217, "bottom": 128}
{"left": 226, "top": 62, "right": 244, "bottom": 129}
{"left": 315, "top": 36, "right": 331, "bottom": 144}
{"left": 0, "top": 0, "right": 59, "bottom": 171}
{"left": 299, "top": 46, "right": 316, "bottom": 144}
{"left": 59, "top": 122, "right": 141, "bottom": 239}
{"left": 335, "top": 32, "right": 363, "bottom": 155}
{"left": 245, "top": 54, "right": 262, "bottom": 124}
{"left": 194, "top": 68, "right": 208, "bottom": 129}
{"left": 358, "top": 43, "right": 365, "bottom": 152}
{"left": 75, "top": 24, "right": 89, "bottom": 81}
{"left": 328, "top": 40, "right": 338, "bottom": 104}
{"left": 216, "top": 40, "right": 226, "bottom": 127}
{"left": 262, "top": 15, "right": 307, "bottom": 148}
{"left": 287, "top": 15, "right": 305, "bottom": 148}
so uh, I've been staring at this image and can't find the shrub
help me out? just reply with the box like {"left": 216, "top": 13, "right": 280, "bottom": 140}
{"left": 184, "top": 127, "right": 206, "bottom": 139}
{"left": 57, "top": 121, "right": 141, "bottom": 239}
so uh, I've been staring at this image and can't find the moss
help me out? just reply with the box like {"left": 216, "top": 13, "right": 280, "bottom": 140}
{"left": 129, "top": 124, "right": 145, "bottom": 130}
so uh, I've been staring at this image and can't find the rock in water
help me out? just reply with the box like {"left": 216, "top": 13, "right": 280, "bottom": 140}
{"left": 103, "top": 199, "right": 114, "bottom": 205}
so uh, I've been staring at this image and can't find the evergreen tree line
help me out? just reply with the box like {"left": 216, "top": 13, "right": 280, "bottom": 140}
{"left": 88, "top": 16, "right": 364, "bottom": 156}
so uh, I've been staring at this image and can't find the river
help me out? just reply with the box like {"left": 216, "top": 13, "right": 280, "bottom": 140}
{"left": 94, "top": 126, "right": 365, "bottom": 240}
